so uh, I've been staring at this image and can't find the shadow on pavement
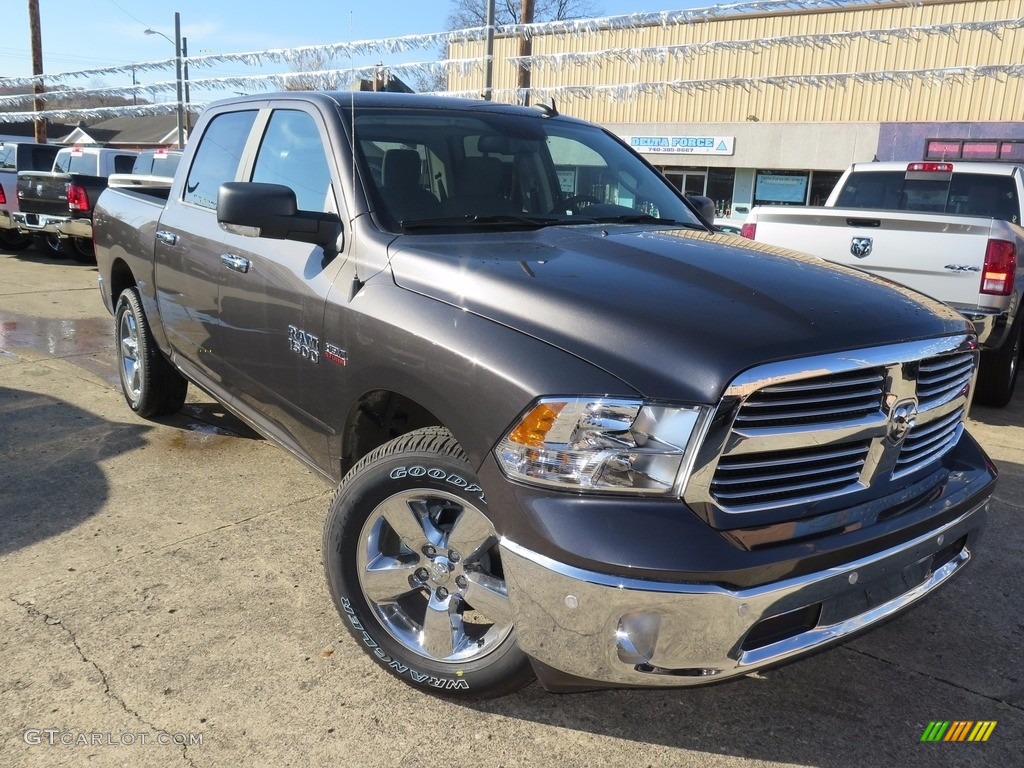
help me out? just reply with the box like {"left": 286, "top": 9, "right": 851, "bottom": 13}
{"left": 159, "top": 401, "right": 263, "bottom": 441}
{"left": 0, "top": 385, "right": 150, "bottom": 555}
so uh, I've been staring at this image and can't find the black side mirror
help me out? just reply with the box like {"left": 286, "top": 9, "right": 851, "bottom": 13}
{"left": 218, "top": 181, "right": 342, "bottom": 251}
{"left": 685, "top": 194, "right": 717, "bottom": 225}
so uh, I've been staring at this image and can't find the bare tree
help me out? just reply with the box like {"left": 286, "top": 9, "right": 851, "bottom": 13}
{"left": 447, "top": 0, "right": 601, "bottom": 29}
{"left": 283, "top": 49, "right": 343, "bottom": 91}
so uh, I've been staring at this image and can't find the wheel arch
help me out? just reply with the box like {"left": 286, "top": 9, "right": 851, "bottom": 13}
{"left": 108, "top": 257, "right": 136, "bottom": 313}
{"left": 337, "top": 388, "right": 447, "bottom": 477}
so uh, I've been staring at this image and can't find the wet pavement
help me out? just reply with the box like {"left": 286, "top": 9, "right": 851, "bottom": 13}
{"left": 0, "top": 246, "right": 1022, "bottom": 768}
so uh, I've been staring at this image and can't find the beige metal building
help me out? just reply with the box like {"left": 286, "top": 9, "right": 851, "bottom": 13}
{"left": 449, "top": 0, "right": 1024, "bottom": 218}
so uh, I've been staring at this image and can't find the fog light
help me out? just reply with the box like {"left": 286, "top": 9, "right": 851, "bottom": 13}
{"left": 615, "top": 612, "right": 661, "bottom": 665}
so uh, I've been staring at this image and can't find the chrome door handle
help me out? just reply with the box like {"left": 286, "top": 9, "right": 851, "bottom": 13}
{"left": 155, "top": 230, "right": 178, "bottom": 246}
{"left": 220, "top": 253, "right": 250, "bottom": 274}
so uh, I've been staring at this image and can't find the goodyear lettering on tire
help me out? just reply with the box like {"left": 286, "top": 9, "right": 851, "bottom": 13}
{"left": 388, "top": 466, "right": 484, "bottom": 496}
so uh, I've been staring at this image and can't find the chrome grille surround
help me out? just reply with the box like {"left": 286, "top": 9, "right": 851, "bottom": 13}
{"left": 688, "top": 335, "right": 978, "bottom": 514}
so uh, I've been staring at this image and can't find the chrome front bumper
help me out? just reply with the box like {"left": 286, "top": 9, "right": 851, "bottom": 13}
{"left": 500, "top": 498, "right": 987, "bottom": 690}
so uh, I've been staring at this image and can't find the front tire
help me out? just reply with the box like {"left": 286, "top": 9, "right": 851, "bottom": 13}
{"left": 975, "top": 313, "right": 1022, "bottom": 407}
{"left": 323, "top": 427, "right": 534, "bottom": 698}
{"left": 115, "top": 287, "right": 188, "bottom": 417}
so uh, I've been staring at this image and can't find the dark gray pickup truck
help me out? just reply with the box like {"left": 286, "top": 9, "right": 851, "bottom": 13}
{"left": 93, "top": 92, "right": 996, "bottom": 698}
{"left": 15, "top": 146, "right": 137, "bottom": 261}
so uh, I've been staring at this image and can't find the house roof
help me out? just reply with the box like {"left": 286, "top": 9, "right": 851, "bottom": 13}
{"left": 0, "top": 121, "right": 78, "bottom": 143}
{"left": 58, "top": 114, "right": 184, "bottom": 146}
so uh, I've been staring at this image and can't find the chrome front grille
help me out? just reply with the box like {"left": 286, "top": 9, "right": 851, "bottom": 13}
{"left": 690, "top": 336, "right": 978, "bottom": 514}
{"left": 734, "top": 369, "right": 885, "bottom": 428}
{"left": 895, "top": 407, "right": 965, "bottom": 477}
{"left": 916, "top": 353, "right": 974, "bottom": 410}
{"left": 711, "top": 441, "right": 871, "bottom": 507}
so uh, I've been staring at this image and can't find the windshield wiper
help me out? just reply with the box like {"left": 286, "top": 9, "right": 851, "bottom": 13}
{"left": 400, "top": 214, "right": 590, "bottom": 231}
{"left": 590, "top": 214, "right": 707, "bottom": 229}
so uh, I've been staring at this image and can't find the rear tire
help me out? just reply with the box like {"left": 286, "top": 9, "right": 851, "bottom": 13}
{"left": 68, "top": 237, "right": 96, "bottom": 264}
{"left": 323, "top": 427, "right": 534, "bottom": 699}
{"left": 32, "top": 234, "right": 62, "bottom": 257}
{"left": 976, "top": 313, "right": 1022, "bottom": 407}
{"left": 0, "top": 229, "right": 32, "bottom": 251}
{"left": 114, "top": 287, "right": 188, "bottom": 417}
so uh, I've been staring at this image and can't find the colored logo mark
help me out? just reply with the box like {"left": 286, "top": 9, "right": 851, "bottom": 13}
{"left": 920, "top": 721, "right": 997, "bottom": 742}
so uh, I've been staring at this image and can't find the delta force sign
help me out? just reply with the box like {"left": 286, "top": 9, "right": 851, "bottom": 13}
{"left": 627, "top": 135, "right": 735, "bottom": 156}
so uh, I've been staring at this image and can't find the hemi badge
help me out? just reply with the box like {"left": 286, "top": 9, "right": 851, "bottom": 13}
{"left": 325, "top": 342, "right": 348, "bottom": 366}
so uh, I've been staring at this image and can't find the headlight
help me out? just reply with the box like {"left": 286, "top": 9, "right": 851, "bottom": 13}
{"left": 495, "top": 397, "right": 708, "bottom": 495}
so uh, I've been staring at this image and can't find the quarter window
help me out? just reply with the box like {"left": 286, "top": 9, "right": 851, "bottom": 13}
{"left": 183, "top": 110, "right": 257, "bottom": 210}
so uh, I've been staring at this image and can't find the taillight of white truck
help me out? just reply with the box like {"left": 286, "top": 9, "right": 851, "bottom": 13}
{"left": 981, "top": 239, "right": 1016, "bottom": 295}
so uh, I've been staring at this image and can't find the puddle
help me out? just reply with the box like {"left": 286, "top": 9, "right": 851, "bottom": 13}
{"left": 0, "top": 314, "right": 114, "bottom": 358}
{"left": 169, "top": 424, "right": 236, "bottom": 450}
{"left": 163, "top": 403, "right": 263, "bottom": 450}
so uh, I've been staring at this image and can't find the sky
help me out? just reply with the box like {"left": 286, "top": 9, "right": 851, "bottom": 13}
{"left": 2, "top": 0, "right": 713, "bottom": 83}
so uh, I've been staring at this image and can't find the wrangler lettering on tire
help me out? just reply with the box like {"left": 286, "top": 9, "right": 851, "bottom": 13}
{"left": 323, "top": 427, "right": 533, "bottom": 698}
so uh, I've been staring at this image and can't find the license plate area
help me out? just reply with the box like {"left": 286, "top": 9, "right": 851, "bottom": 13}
{"left": 818, "top": 557, "right": 933, "bottom": 625}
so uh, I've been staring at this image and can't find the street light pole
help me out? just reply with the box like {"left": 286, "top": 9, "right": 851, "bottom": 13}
{"left": 182, "top": 36, "right": 191, "bottom": 135}
{"left": 145, "top": 12, "right": 185, "bottom": 147}
{"left": 173, "top": 12, "right": 184, "bottom": 147}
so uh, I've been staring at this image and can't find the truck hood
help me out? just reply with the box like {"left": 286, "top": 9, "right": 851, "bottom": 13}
{"left": 387, "top": 226, "right": 970, "bottom": 402}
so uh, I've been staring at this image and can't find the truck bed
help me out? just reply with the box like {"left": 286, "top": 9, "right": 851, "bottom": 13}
{"left": 745, "top": 205, "right": 1019, "bottom": 309}
{"left": 93, "top": 186, "right": 164, "bottom": 312}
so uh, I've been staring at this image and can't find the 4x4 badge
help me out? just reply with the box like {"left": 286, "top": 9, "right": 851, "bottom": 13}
{"left": 851, "top": 237, "right": 873, "bottom": 258}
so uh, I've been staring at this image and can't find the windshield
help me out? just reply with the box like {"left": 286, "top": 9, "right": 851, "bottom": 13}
{"left": 352, "top": 107, "right": 704, "bottom": 232}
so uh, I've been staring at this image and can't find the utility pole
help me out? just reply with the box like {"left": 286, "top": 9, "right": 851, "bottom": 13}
{"left": 28, "top": 0, "right": 46, "bottom": 143}
{"left": 483, "top": 0, "right": 495, "bottom": 101}
{"left": 517, "top": 0, "right": 535, "bottom": 106}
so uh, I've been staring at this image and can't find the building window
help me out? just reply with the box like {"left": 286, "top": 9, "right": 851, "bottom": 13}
{"left": 706, "top": 167, "right": 736, "bottom": 217}
{"left": 809, "top": 170, "right": 842, "bottom": 206}
{"left": 754, "top": 169, "right": 808, "bottom": 206}
{"left": 925, "top": 139, "right": 1024, "bottom": 162}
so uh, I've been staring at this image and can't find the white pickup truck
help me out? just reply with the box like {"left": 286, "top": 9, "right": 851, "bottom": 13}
{"left": 741, "top": 161, "right": 1024, "bottom": 407}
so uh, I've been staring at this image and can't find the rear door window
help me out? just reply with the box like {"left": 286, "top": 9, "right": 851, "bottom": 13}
{"left": 183, "top": 110, "right": 258, "bottom": 210}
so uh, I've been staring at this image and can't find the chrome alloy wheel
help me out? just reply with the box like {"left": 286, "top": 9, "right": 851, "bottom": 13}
{"left": 356, "top": 489, "right": 513, "bottom": 663}
{"left": 118, "top": 306, "right": 142, "bottom": 401}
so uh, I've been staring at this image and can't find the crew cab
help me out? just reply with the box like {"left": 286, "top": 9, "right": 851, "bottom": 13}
{"left": 93, "top": 92, "right": 995, "bottom": 698}
{"left": 741, "top": 161, "right": 1024, "bottom": 406}
{"left": 108, "top": 148, "right": 183, "bottom": 188}
{"left": 0, "top": 140, "right": 60, "bottom": 251}
{"left": 13, "top": 145, "right": 137, "bottom": 260}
